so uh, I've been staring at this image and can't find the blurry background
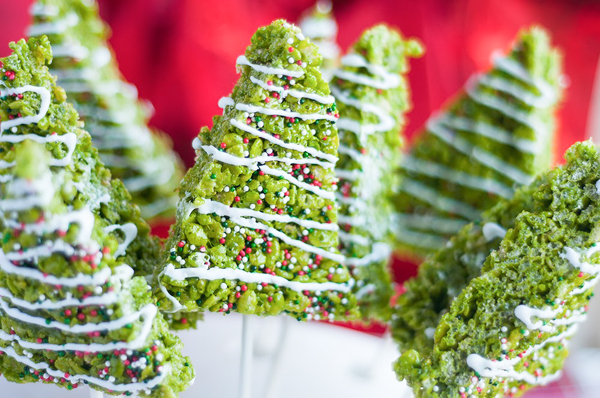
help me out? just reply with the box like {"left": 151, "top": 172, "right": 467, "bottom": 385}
{"left": 1, "top": 0, "right": 600, "bottom": 396}
{"left": 3, "top": 0, "right": 600, "bottom": 284}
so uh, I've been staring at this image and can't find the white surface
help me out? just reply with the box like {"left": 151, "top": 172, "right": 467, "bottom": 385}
{"left": 0, "top": 313, "right": 412, "bottom": 398}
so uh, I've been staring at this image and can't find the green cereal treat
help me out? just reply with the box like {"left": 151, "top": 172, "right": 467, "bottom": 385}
{"left": 391, "top": 178, "right": 542, "bottom": 356}
{"left": 393, "top": 26, "right": 563, "bottom": 257}
{"left": 28, "top": 0, "right": 185, "bottom": 221}
{"left": 154, "top": 20, "right": 360, "bottom": 322}
{"left": 393, "top": 141, "right": 600, "bottom": 397}
{"left": 0, "top": 37, "right": 193, "bottom": 397}
{"left": 298, "top": 1, "right": 340, "bottom": 81}
{"left": 330, "top": 25, "right": 423, "bottom": 321}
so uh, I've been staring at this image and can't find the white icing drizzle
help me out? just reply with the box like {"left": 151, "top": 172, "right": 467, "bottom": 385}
{"left": 560, "top": 245, "right": 600, "bottom": 275}
{"left": 299, "top": 13, "right": 337, "bottom": 40}
{"left": 0, "top": 249, "right": 111, "bottom": 286}
{"left": 0, "top": 300, "right": 155, "bottom": 335}
{"left": 392, "top": 213, "right": 467, "bottom": 235}
{"left": 344, "top": 242, "right": 391, "bottom": 267}
{"left": 195, "top": 142, "right": 335, "bottom": 199}
{"left": 399, "top": 178, "right": 480, "bottom": 220}
{"left": 0, "top": 286, "right": 119, "bottom": 310}
{"left": 228, "top": 101, "right": 338, "bottom": 122}
{"left": 338, "top": 214, "right": 365, "bottom": 227}
{"left": 0, "top": 132, "right": 77, "bottom": 168}
{"left": 2, "top": 207, "right": 94, "bottom": 243}
{"left": 492, "top": 53, "right": 556, "bottom": 102}
{"left": 260, "top": 165, "right": 334, "bottom": 199}
{"left": 116, "top": 155, "right": 177, "bottom": 193}
{"left": 236, "top": 55, "right": 304, "bottom": 78}
{"left": 467, "top": 241, "right": 598, "bottom": 386}
{"left": 178, "top": 199, "right": 344, "bottom": 263}
{"left": 427, "top": 116, "right": 535, "bottom": 186}
{"left": 0, "top": 344, "right": 169, "bottom": 392}
{"left": 30, "top": 3, "right": 58, "bottom": 17}
{"left": 0, "top": 86, "right": 51, "bottom": 131}
{"left": 335, "top": 192, "right": 366, "bottom": 211}
{"left": 104, "top": 223, "right": 137, "bottom": 258}
{"left": 336, "top": 168, "right": 361, "bottom": 182}
{"left": 196, "top": 139, "right": 335, "bottom": 169}
{"left": 466, "top": 325, "right": 576, "bottom": 386}
{"left": 0, "top": 173, "right": 54, "bottom": 211}
{"left": 229, "top": 119, "right": 338, "bottom": 163}
{"left": 482, "top": 222, "right": 507, "bottom": 242}
{"left": 5, "top": 239, "right": 98, "bottom": 263}
{"left": 162, "top": 263, "right": 352, "bottom": 294}
{"left": 139, "top": 197, "right": 177, "bottom": 220}
{"left": 250, "top": 76, "right": 334, "bottom": 104}
{"left": 338, "top": 144, "right": 364, "bottom": 163}
{"left": 354, "top": 283, "right": 375, "bottom": 299}
{"left": 571, "top": 277, "right": 600, "bottom": 296}
{"left": 338, "top": 230, "right": 370, "bottom": 246}
{"left": 515, "top": 305, "right": 563, "bottom": 332}
{"left": 391, "top": 227, "right": 447, "bottom": 250}
{"left": 333, "top": 54, "right": 400, "bottom": 90}
{"left": 27, "top": 12, "right": 79, "bottom": 37}
{"left": 51, "top": 43, "right": 89, "bottom": 60}
{"left": 331, "top": 85, "right": 396, "bottom": 139}
{"left": 402, "top": 155, "right": 514, "bottom": 199}
{"left": 184, "top": 199, "right": 336, "bottom": 232}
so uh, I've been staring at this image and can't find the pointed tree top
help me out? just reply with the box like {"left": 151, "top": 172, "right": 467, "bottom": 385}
{"left": 242, "top": 20, "right": 326, "bottom": 87}
{"left": 348, "top": 24, "right": 423, "bottom": 74}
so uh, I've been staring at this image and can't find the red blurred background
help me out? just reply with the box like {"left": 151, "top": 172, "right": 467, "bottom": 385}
{"left": 1, "top": 0, "right": 600, "bottom": 283}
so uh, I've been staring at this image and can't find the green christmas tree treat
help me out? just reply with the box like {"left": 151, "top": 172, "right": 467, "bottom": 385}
{"left": 0, "top": 37, "right": 194, "bottom": 397}
{"left": 298, "top": 1, "right": 340, "bottom": 81}
{"left": 330, "top": 25, "right": 423, "bottom": 321}
{"left": 393, "top": 141, "right": 600, "bottom": 397}
{"left": 391, "top": 177, "right": 541, "bottom": 356}
{"left": 393, "top": 26, "right": 563, "bottom": 257}
{"left": 28, "top": 0, "right": 184, "bottom": 221}
{"left": 154, "top": 20, "right": 359, "bottom": 322}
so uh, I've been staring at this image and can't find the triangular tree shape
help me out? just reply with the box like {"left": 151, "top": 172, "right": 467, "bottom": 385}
{"left": 298, "top": 1, "right": 340, "bottom": 81}
{"left": 0, "top": 37, "right": 194, "bottom": 396}
{"left": 393, "top": 26, "right": 563, "bottom": 257}
{"left": 154, "top": 20, "right": 359, "bottom": 321}
{"left": 393, "top": 141, "right": 599, "bottom": 397}
{"left": 28, "top": 0, "right": 184, "bottom": 221}
{"left": 330, "top": 24, "right": 422, "bottom": 321}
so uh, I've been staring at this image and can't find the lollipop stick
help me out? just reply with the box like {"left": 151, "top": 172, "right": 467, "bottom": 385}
{"left": 588, "top": 55, "right": 600, "bottom": 142}
{"left": 264, "top": 316, "right": 291, "bottom": 398}
{"left": 90, "top": 388, "right": 104, "bottom": 398}
{"left": 239, "top": 315, "right": 254, "bottom": 398}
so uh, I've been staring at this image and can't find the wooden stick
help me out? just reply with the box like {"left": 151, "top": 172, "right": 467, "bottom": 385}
{"left": 238, "top": 315, "right": 254, "bottom": 398}
{"left": 264, "top": 317, "right": 291, "bottom": 398}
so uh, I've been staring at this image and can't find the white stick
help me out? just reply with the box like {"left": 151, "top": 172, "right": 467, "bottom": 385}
{"left": 90, "top": 388, "right": 104, "bottom": 398}
{"left": 588, "top": 55, "right": 600, "bottom": 143}
{"left": 239, "top": 315, "right": 254, "bottom": 398}
{"left": 264, "top": 316, "right": 291, "bottom": 398}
